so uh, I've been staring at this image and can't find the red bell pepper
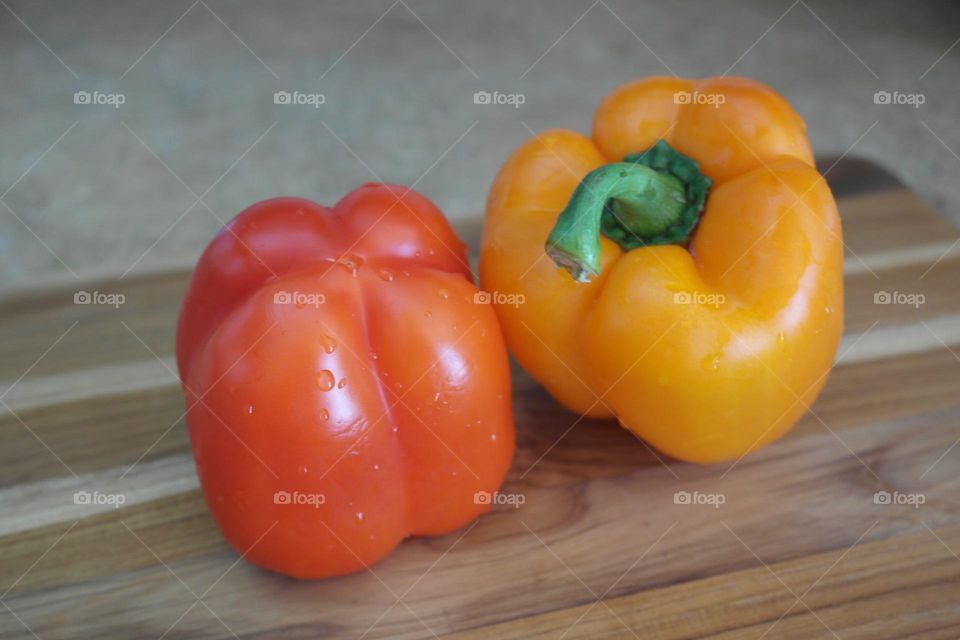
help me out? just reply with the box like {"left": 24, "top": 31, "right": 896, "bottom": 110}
{"left": 177, "top": 184, "right": 515, "bottom": 579}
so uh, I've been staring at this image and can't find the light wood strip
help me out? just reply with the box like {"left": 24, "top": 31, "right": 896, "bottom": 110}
{"left": 0, "top": 355, "right": 177, "bottom": 414}
{"left": 0, "top": 455, "right": 198, "bottom": 537}
{"left": 844, "top": 239, "right": 959, "bottom": 275}
{"left": 838, "top": 313, "right": 960, "bottom": 364}
{"left": 838, "top": 189, "right": 960, "bottom": 258}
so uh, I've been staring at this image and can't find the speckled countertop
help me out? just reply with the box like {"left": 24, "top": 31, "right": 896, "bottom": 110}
{"left": 2, "top": 0, "right": 958, "bottom": 287}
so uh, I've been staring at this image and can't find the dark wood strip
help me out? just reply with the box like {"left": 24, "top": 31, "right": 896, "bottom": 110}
{"left": 0, "top": 271, "right": 186, "bottom": 380}
{"left": 0, "top": 384, "right": 187, "bottom": 487}
{"left": 816, "top": 155, "right": 904, "bottom": 197}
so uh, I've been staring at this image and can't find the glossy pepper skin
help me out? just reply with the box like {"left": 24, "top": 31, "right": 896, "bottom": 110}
{"left": 480, "top": 76, "right": 843, "bottom": 463}
{"left": 177, "top": 184, "right": 515, "bottom": 579}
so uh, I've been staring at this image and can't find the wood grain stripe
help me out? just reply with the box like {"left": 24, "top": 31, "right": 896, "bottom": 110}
{"left": 445, "top": 524, "right": 960, "bottom": 640}
{"left": 843, "top": 239, "right": 959, "bottom": 275}
{"left": 838, "top": 189, "right": 959, "bottom": 258}
{"left": 838, "top": 313, "right": 960, "bottom": 364}
{"left": 0, "top": 455, "right": 197, "bottom": 537}
{"left": 0, "top": 355, "right": 177, "bottom": 414}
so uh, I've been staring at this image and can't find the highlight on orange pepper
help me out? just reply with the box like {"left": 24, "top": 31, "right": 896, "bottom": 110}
{"left": 177, "top": 184, "right": 515, "bottom": 579}
{"left": 480, "top": 76, "right": 843, "bottom": 463}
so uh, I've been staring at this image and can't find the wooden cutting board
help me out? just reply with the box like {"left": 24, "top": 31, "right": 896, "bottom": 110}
{"left": 1, "top": 157, "right": 959, "bottom": 639}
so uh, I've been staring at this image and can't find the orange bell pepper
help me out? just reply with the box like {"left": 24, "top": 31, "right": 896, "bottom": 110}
{"left": 177, "top": 184, "right": 515, "bottom": 578}
{"left": 480, "top": 76, "right": 843, "bottom": 463}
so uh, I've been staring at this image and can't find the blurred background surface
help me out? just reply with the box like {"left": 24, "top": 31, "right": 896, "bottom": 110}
{"left": 1, "top": 0, "right": 958, "bottom": 288}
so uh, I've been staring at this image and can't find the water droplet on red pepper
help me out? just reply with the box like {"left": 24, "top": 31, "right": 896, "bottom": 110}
{"left": 319, "top": 335, "right": 336, "bottom": 354}
{"left": 316, "top": 370, "right": 335, "bottom": 391}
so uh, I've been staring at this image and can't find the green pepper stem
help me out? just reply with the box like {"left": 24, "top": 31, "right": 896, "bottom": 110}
{"left": 545, "top": 140, "right": 711, "bottom": 282}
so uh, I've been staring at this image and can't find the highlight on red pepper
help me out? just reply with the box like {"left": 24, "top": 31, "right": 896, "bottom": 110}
{"left": 177, "top": 184, "right": 515, "bottom": 579}
{"left": 480, "top": 76, "right": 843, "bottom": 463}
